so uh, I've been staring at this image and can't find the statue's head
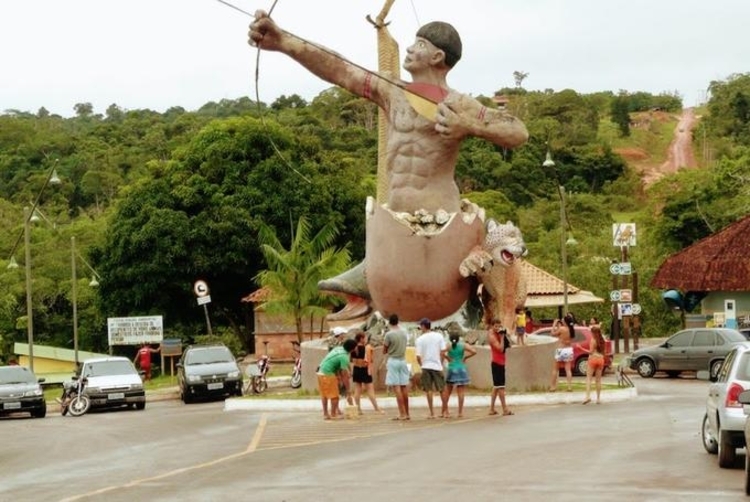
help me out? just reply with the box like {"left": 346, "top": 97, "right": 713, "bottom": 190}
{"left": 484, "top": 219, "right": 528, "bottom": 267}
{"left": 416, "top": 21, "right": 462, "bottom": 68}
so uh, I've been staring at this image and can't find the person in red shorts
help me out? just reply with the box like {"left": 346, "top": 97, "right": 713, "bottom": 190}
{"left": 134, "top": 343, "right": 161, "bottom": 381}
{"left": 582, "top": 325, "right": 606, "bottom": 405}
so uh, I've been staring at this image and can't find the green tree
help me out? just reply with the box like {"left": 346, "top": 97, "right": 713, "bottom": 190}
{"left": 610, "top": 93, "right": 631, "bottom": 137}
{"left": 255, "top": 217, "right": 350, "bottom": 343}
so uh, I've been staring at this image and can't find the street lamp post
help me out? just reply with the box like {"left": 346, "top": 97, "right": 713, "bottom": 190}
{"left": 6, "top": 160, "right": 62, "bottom": 370}
{"left": 23, "top": 207, "right": 35, "bottom": 372}
{"left": 72, "top": 236, "right": 79, "bottom": 365}
{"left": 544, "top": 150, "right": 575, "bottom": 317}
{"left": 559, "top": 185, "right": 569, "bottom": 314}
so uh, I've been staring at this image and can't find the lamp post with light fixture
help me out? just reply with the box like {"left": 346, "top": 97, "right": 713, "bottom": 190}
{"left": 6, "top": 160, "right": 62, "bottom": 371}
{"left": 71, "top": 236, "right": 101, "bottom": 365}
{"left": 543, "top": 150, "right": 577, "bottom": 317}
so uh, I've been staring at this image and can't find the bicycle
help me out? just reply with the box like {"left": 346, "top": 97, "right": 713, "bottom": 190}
{"left": 290, "top": 341, "right": 302, "bottom": 389}
{"left": 245, "top": 353, "right": 270, "bottom": 394}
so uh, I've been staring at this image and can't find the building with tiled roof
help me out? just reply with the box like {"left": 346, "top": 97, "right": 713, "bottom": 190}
{"left": 651, "top": 214, "right": 750, "bottom": 328}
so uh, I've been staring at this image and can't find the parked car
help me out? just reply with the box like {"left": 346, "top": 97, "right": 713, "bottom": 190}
{"left": 530, "top": 326, "right": 613, "bottom": 376}
{"left": 739, "top": 328, "right": 750, "bottom": 340}
{"left": 177, "top": 344, "right": 243, "bottom": 403}
{"left": 0, "top": 365, "right": 46, "bottom": 418}
{"left": 701, "top": 342, "right": 750, "bottom": 469}
{"left": 630, "top": 328, "right": 746, "bottom": 378}
{"left": 78, "top": 357, "right": 146, "bottom": 411}
{"left": 737, "top": 389, "right": 750, "bottom": 493}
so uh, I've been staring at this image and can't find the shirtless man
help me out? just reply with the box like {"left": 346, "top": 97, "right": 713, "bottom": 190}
{"left": 549, "top": 318, "right": 573, "bottom": 392}
{"left": 249, "top": 13, "right": 528, "bottom": 321}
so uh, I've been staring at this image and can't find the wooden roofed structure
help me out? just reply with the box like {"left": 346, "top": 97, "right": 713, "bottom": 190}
{"left": 651, "top": 215, "right": 750, "bottom": 291}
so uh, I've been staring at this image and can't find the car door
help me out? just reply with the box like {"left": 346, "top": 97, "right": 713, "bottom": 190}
{"left": 659, "top": 330, "right": 694, "bottom": 370}
{"left": 707, "top": 348, "right": 739, "bottom": 433}
{"left": 688, "top": 329, "right": 718, "bottom": 371}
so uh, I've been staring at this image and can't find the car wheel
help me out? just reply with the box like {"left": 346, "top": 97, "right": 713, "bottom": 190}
{"left": 181, "top": 387, "right": 192, "bottom": 404}
{"left": 31, "top": 405, "right": 47, "bottom": 419}
{"left": 745, "top": 452, "right": 750, "bottom": 495}
{"left": 575, "top": 357, "right": 588, "bottom": 376}
{"left": 135, "top": 402, "right": 146, "bottom": 410}
{"left": 636, "top": 358, "right": 656, "bottom": 378}
{"left": 710, "top": 359, "right": 724, "bottom": 379}
{"left": 718, "top": 428, "right": 737, "bottom": 468}
{"left": 702, "top": 414, "right": 718, "bottom": 454}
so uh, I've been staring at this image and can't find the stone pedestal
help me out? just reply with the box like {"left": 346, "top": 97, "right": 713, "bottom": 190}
{"left": 300, "top": 334, "right": 557, "bottom": 394}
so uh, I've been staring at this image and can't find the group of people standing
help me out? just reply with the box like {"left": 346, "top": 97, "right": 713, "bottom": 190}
{"left": 317, "top": 314, "right": 511, "bottom": 421}
{"left": 315, "top": 311, "right": 609, "bottom": 420}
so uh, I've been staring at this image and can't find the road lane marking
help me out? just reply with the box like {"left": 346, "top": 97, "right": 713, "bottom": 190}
{"left": 59, "top": 414, "right": 269, "bottom": 502}
{"left": 246, "top": 412, "right": 267, "bottom": 452}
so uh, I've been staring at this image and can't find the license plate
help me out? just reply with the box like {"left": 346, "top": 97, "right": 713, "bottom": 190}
{"left": 107, "top": 393, "right": 125, "bottom": 400}
{"left": 207, "top": 382, "right": 223, "bottom": 390}
{"left": 3, "top": 402, "right": 21, "bottom": 410}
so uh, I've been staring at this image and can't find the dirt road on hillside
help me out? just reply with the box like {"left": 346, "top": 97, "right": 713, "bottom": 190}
{"left": 642, "top": 108, "right": 698, "bottom": 185}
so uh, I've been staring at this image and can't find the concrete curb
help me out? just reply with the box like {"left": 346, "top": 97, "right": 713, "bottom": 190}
{"left": 223, "top": 386, "right": 638, "bottom": 412}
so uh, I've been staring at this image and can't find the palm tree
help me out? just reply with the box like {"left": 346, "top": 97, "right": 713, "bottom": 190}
{"left": 255, "top": 217, "right": 350, "bottom": 343}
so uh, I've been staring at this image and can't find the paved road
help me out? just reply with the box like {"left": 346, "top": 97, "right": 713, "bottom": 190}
{"left": 2, "top": 376, "right": 747, "bottom": 501}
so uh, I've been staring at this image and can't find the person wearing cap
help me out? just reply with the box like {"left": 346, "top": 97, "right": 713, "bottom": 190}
{"left": 414, "top": 318, "right": 447, "bottom": 419}
{"left": 383, "top": 314, "right": 410, "bottom": 421}
{"left": 317, "top": 338, "right": 358, "bottom": 420}
{"left": 249, "top": 12, "right": 528, "bottom": 323}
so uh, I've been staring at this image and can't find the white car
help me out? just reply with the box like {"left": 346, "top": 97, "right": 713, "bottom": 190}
{"left": 736, "top": 389, "right": 750, "bottom": 494}
{"left": 78, "top": 357, "right": 146, "bottom": 411}
{"left": 701, "top": 341, "right": 750, "bottom": 467}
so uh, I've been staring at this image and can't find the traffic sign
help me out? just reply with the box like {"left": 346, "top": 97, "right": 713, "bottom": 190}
{"left": 609, "top": 263, "right": 621, "bottom": 275}
{"left": 197, "top": 295, "right": 212, "bottom": 305}
{"left": 631, "top": 303, "right": 642, "bottom": 315}
{"left": 620, "top": 289, "right": 633, "bottom": 302}
{"left": 194, "top": 280, "right": 209, "bottom": 297}
{"left": 609, "top": 290, "right": 621, "bottom": 302}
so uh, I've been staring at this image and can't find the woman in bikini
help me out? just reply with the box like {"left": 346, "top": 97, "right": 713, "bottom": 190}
{"left": 351, "top": 332, "right": 382, "bottom": 414}
{"left": 582, "top": 325, "right": 606, "bottom": 404}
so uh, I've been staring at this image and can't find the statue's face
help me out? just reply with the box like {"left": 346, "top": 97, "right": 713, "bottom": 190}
{"left": 403, "top": 37, "right": 442, "bottom": 74}
{"left": 486, "top": 220, "right": 527, "bottom": 267}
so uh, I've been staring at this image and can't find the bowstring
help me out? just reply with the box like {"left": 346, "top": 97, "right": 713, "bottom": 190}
{"left": 254, "top": 0, "right": 312, "bottom": 184}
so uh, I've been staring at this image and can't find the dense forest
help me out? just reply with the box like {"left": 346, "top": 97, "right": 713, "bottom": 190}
{"left": 1, "top": 72, "right": 749, "bottom": 359}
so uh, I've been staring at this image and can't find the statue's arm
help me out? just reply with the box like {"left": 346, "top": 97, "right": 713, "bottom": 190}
{"left": 439, "top": 93, "right": 528, "bottom": 149}
{"left": 249, "top": 10, "right": 389, "bottom": 109}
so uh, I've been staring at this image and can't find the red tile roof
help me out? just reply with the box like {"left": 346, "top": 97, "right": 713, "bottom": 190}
{"left": 651, "top": 214, "right": 750, "bottom": 291}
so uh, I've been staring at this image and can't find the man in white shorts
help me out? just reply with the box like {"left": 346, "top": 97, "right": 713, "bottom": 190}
{"left": 550, "top": 319, "right": 574, "bottom": 392}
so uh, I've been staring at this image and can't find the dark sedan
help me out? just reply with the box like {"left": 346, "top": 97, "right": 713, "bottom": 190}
{"left": 0, "top": 366, "right": 46, "bottom": 418}
{"left": 629, "top": 328, "right": 746, "bottom": 378}
{"left": 177, "top": 344, "right": 243, "bottom": 403}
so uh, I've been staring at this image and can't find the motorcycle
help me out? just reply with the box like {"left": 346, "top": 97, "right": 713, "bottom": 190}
{"left": 290, "top": 341, "right": 302, "bottom": 389}
{"left": 59, "top": 375, "right": 91, "bottom": 417}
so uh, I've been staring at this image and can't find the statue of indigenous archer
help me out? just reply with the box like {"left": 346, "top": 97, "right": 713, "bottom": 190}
{"left": 249, "top": 4, "right": 529, "bottom": 323}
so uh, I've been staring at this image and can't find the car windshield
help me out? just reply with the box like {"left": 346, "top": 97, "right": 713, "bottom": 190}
{"left": 0, "top": 366, "right": 36, "bottom": 384}
{"left": 84, "top": 360, "right": 137, "bottom": 377}
{"left": 185, "top": 347, "right": 233, "bottom": 365}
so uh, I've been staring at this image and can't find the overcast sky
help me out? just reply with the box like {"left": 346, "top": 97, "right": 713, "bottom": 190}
{"left": 2, "top": 0, "right": 747, "bottom": 117}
